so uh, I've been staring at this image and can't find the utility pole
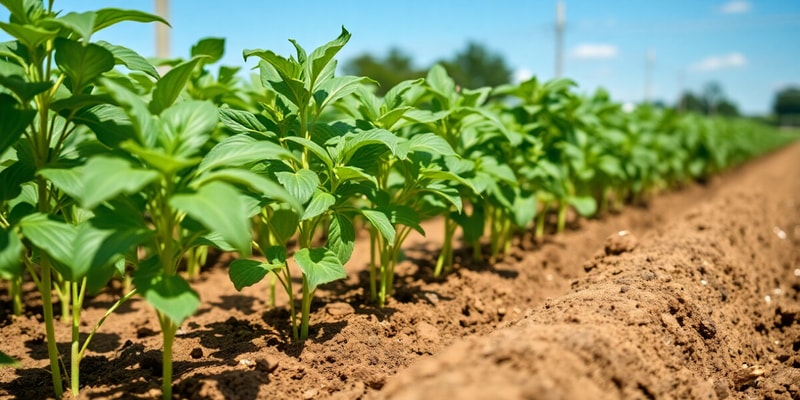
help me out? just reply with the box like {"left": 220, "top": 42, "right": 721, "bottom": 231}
{"left": 155, "top": 0, "right": 170, "bottom": 59}
{"left": 645, "top": 49, "right": 655, "bottom": 103}
{"left": 555, "top": 0, "right": 565, "bottom": 77}
{"left": 677, "top": 69, "right": 686, "bottom": 113}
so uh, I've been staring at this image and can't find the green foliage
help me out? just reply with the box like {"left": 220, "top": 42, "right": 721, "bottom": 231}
{"left": 1, "top": 2, "right": 795, "bottom": 397}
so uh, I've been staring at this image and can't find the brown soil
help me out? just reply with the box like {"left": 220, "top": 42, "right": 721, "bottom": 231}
{"left": 1, "top": 142, "right": 799, "bottom": 400}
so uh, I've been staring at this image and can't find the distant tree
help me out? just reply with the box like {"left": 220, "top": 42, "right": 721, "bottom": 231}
{"left": 676, "top": 81, "right": 738, "bottom": 117}
{"left": 343, "top": 48, "right": 424, "bottom": 95}
{"left": 773, "top": 87, "right": 800, "bottom": 117}
{"left": 702, "top": 81, "right": 724, "bottom": 115}
{"left": 716, "top": 99, "right": 740, "bottom": 117}
{"left": 439, "top": 41, "right": 512, "bottom": 89}
{"left": 678, "top": 91, "right": 705, "bottom": 114}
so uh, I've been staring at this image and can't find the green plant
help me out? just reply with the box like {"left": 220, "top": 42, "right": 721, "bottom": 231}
{"left": 0, "top": 1, "right": 166, "bottom": 396}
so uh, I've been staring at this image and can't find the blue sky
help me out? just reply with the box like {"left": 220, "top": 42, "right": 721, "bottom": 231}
{"left": 2, "top": 1, "right": 799, "bottom": 114}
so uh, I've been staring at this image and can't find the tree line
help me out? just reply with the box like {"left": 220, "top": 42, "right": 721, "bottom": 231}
{"left": 345, "top": 43, "right": 800, "bottom": 125}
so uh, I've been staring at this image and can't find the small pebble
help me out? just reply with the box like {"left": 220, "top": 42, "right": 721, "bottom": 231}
{"left": 190, "top": 347, "right": 203, "bottom": 359}
{"left": 303, "top": 389, "right": 318, "bottom": 399}
{"left": 604, "top": 230, "right": 638, "bottom": 255}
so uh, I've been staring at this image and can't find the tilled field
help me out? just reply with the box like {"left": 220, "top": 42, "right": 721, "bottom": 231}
{"left": 1, "top": 142, "right": 799, "bottom": 399}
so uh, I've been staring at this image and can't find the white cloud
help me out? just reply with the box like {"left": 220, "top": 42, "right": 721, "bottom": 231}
{"left": 571, "top": 44, "right": 618, "bottom": 60}
{"left": 513, "top": 68, "right": 533, "bottom": 83}
{"left": 691, "top": 52, "right": 747, "bottom": 71}
{"left": 719, "top": 0, "right": 751, "bottom": 14}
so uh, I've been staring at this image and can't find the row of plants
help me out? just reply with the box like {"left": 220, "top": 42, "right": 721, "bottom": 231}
{"left": 0, "top": 1, "right": 796, "bottom": 398}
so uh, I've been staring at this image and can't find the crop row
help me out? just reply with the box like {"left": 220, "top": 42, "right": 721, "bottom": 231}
{"left": 0, "top": 2, "right": 795, "bottom": 398}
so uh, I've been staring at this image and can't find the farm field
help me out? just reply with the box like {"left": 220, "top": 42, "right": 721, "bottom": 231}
{"left": 2, "top": 3, "right": 800, "bottom": 399}
{"left": 2, "top": 140, "right": 798, "bottom": 399}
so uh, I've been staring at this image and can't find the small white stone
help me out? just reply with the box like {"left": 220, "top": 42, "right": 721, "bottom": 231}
{"left": 700, "top": 279, "right": 708, "bottom": 286}
{"left": 794, "top": 268, "right": 800, "bottom": 277}
{"left": 773, "top": 288, "right": 783, "bottom": 296}
{"left": 618, "top": 230, "right": 630, "bottom": 236}
{"left": 773, "top": 226, "right": 787, "bottom": 240}
{"left": 765, "top": 295, "right": 772, "bottom": 304}
{"left": 238, "top": 359, "right": 254, "bottom": 367}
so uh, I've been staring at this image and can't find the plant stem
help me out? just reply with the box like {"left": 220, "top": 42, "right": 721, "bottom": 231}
{"left": 70, "top": 280, "right": 83, "bottom": 396}
{"left": 283, "top": 267, "right": 298, "bottom": 342}
{"left": 557, "top": 200, "right": 567, "bottom": 233}
{"left": 40, "top": 258, "right": 63, "bottom": 397}
{"left": 10, "top": 275, "right": 23, "bottom": 316}
{"left": 535, "top": 206, "right": 546, "bottom": 241}
{"left": 79, "top": 289, "right": 137, "bottom": 359}
{"left": 368, "top": 228, "right": 377, "bottom": 302}
{"left": 268, "top": 273, "right": 276, "bottom": 307}
{"left": 434, "top": 216, "right": 456, "bottom": 278}
{"left": 300, "top": 277, "right": 313, "bottom": 340}
{"left": 158, "top": 315, "right": 177, "bottom": 400}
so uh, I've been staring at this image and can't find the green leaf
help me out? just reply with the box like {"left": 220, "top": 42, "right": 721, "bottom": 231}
{"left": 0, "top": 349, "right": 19, "bottom": 368}
{"left": 121, "top": 140, "right": 200, "bottom": 175}
{"left": 134, "top": 268, "right": 199, "bottom": 324}
{"left": 229, "top": 257, "right": 284, "bottom": 291}
{"left": 41, "top": 156, "right": 159, "bottom": 210}
{"left": 327, "top": 213, "right": 354, "bottom": 264}
{"left": 50, "top": 93, "right": 114, "bottom": 114}
{"left": 191, "top": 37, "right": 225, "bottom": 64}
{"left": 218, "top": 108, "right": 269, "bottom": 135}
{"left": 568, "top": 195, "right": 597, "bottom": 217}
{"left": 283, "top": 136, "right": 333, "bottom": 170}
{"left": 361, "top": 208, "right": 395, "bottom": 243}
{"left": 338, "top": 128, "right": 398, "bottom": 165}
{"left": 269, "top": 208, "right": 298, "bottom": 244}
{"left": 313, "top": 75, "right": 372, "bottom": 113}
{"left": 420, "top": 168, "right": 476, "bottom": 195}
{"left": 511, "top": 194, "right": 538, "bottom": 228}
{"left": 19, "top": 213, "right": 76, "bottom": 278}
{"left": 170, "top": 181, "right": 252, "bottom": 256}
{"left": 19, "top": 213, "right": 142, "bottom": 282}
{"left": 306, "top": 26, "right": 351, "bottom": 89}
{"left": 453, "top": 208, "right": 485, "bottom": 243}
{"left": 192, "top": 168, "right": 301, "bottom": 212}
{"left": 0, "top": 0, "right": 30, "bottom": 23}
{"left": 0, "top": 159, "right": 35, "bottom": 202}
{"left": 0, "top": 22, "right": 57, "bottom": 49}
{"left": 93, "top": 8, "right": 169, "bottom": 32}
{"left": 275, "top": 169, "right": 319, "bottom": 205}
{"left": 426, "top": 64, "right": 456, "bottom": 106}
{"left": 54, "top": 38, "right": 115, "bottom": 93}
{"left": 301, "top": 189, "right": 335, "bottom": 221}
{"left": 420, "top": 183, "right": 463, "bottom": 213}
{"left": 149, "top": 56, "right": 204, "bottom": 114}
{"left": 0, "top": 227, "right": 23, "bottom": 280}
{"left": 198, "top": 134, "right": 293, "bottom": 175}
{"left": 382, "top": 205, "right": 425, "bottom": 235}
{"left": 334, "top": 165, "right": 377, "bottom": 186}
{"left": 96, "top": 40, "right": 159, "bottom": 79}
{"left": 0, "top": 75, "right": 52, "bottom": 104}
{"left": 398, "top": 133, "right": 457, "bottom": 159}
{"left": 0, "top": 100, "right": 35, "bottom": 155}
{"left": 293, "top": 247, "right": 346, "bottom": 291}
{"left": 158, "top": 100, "right": 217, "bottom": 158}
{"left": 99, "top": 78, "right": 157, "bottom": 146}
{"left": 48, "top": 11, "right": 97, "bottom": 42}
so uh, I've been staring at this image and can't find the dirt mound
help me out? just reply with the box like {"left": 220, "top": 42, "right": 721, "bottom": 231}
{"left": 378, "top": 144, "right": 800, "bottom": 400}
{"left": 1, "top": 143, "right": 798, "bottom": 399}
